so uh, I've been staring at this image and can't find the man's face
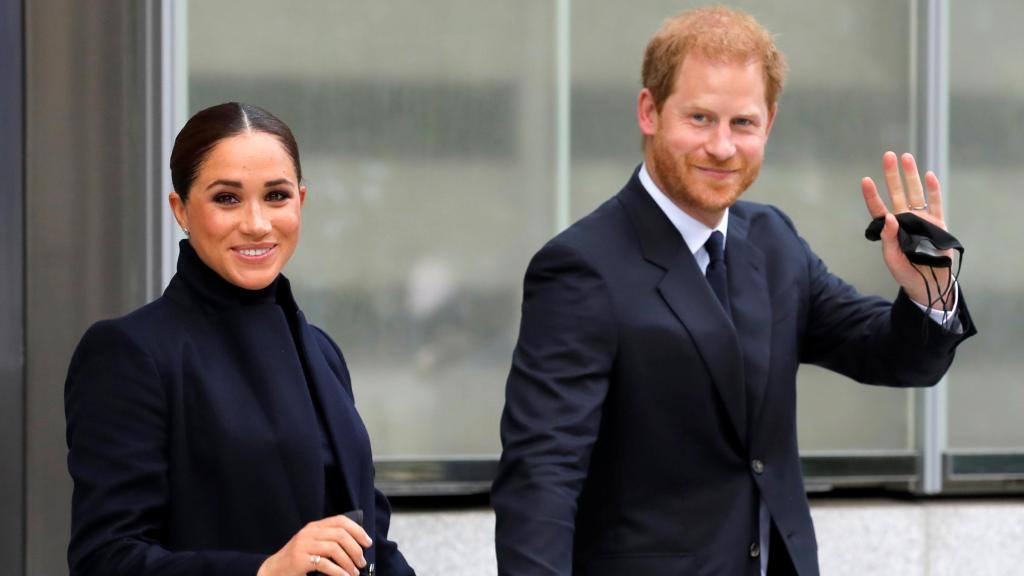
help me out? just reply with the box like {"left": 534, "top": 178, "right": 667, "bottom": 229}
{"left": 639, "top": 54, "right": 776, "bottom": 227}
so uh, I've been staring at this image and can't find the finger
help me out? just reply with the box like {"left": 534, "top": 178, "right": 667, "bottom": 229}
{"left": 879, "top": 212, "right": 905, "bottom": 264}
{"left": 296, "top": 546, "right": 346, "bottom": 576}
{"left": 924, "top": 170, "right": 946, "bottom": 225}
{"left": 881, "top": 151, "right": 906, "bottom": 213}
{"left": 307, "top": 551, "right": 349, "bottom": 576}
{"left": 901, "top": 153, "right": 927, "bottom": 209}
{"left": 313, "top": 527, "right": 367, "bottom": 567}
{"left": 880, "top": 212, "right": 899, "bottom": 240}
{"left": 861, "top": 177, "right": 889, "bottom": 219}
{"left": 317, "top": 515, "right": 372, "bottom": 547}
{"left": 314, "top": 540, "right": 361, "bottom": 576}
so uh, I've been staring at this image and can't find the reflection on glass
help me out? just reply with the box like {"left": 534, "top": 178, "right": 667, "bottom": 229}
{"left": 947, "top": 0, "right": 1024, "bottom": 449}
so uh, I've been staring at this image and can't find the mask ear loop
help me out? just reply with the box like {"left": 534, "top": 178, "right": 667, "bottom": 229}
{"left": 943, "top": 251, "right": 965, "bottom": 325}
{"left": 913, "top": 247, "right": 958, "bottom": 336}
{"left": 928, "top": 266, "right": 948, "bottom": 322}
{"left": 911, "top": 264, "right": 935, "bottom": 341}
{"left": 913, "top": 249, "right": 963, "bottom": 334}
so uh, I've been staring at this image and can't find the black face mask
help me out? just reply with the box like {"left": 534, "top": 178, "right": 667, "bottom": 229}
{"left": 864, "top": 212, "right": 963, "bottom": 268}
{"left": 865, "top": 212, "right": 964, "bottom": 320}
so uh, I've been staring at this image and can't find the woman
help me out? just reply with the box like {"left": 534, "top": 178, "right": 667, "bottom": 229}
{"left": 65, "top": 102, "right": 414, "bottom": 576}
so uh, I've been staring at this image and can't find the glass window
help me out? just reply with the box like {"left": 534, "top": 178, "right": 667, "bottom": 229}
{"left": 186, "top": 0, "right": 967, "bottom": 467}
{"left": 947, "top": 0, "right": 1024, "bottom": 450}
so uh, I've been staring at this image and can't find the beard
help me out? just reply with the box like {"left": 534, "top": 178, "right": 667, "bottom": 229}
{"left": 649, "top": 131, "right": 762, "bottom": 219}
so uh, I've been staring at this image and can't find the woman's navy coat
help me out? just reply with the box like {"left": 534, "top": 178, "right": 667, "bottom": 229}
{"left": 65, "top": 242, "right": 413, "bottom": 576}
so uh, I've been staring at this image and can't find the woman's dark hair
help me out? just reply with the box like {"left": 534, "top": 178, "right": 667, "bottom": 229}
{"left": 170, "top": 102, "right": 302, "bottom": 201}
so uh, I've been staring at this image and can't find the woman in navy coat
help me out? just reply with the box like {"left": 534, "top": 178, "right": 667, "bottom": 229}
{"left": 65, "top": 102, "right": 414, "bottom": 576}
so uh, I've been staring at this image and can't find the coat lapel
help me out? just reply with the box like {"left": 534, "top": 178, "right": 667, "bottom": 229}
{"left": 618, "top": 169, "right": 748, "bottom": 448}
{"left": 218, "top": 306, "right": 324, "bottom": 524}
{"left": 726, "top": 211, "right": 772, "bottom": 436}
{"left": 292, "top": 314, "right": 362, "bottom": 512}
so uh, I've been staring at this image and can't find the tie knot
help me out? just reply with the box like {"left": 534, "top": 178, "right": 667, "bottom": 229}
{"left": 705, "top": 231, "right": 725, "bottom": 263}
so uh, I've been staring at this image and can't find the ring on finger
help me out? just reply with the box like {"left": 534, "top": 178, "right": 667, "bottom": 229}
{"left": 310, "top": 554, "right": 322, "bottom": 567}
{"left": 908, "top": 204, "right": 928, "bottom": 211}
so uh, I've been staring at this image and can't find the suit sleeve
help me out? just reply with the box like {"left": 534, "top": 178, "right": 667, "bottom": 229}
{"left": 793, "top": 225, "right": 976, "bottom": 387}
{"left": 312, "top": 327, "right": 415, "bottom": 576}
{"left": 65, "top": 321, "right": 267, "bottom": 576}
{"left": 492, "top": 241, "right": 618, "bottom": 576}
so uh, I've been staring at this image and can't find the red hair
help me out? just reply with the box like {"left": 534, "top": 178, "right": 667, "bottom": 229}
{"left": 642, "top": 6, "right": 788, "bottom": 110}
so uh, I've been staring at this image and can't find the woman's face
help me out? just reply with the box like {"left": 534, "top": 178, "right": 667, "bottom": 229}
{"left": 169, "top": 132, "right": 306, "bottom": 290}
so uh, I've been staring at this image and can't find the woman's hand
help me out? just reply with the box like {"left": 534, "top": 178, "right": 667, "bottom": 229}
{"left": 257, "top": 515, "right": 372, "bottom": 576}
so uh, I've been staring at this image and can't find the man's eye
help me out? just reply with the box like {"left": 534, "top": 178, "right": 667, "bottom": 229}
{"left": 266, "top": 191, "right": 291, "bottom": 202}
{"left": 691, "top": 113, "right": 707, "bottom": 123}
{"left": 733, "top": 118, "right": 753, "bottom": 127}
{"left": 213, "top": 193, "right": 239, "bottom": 204}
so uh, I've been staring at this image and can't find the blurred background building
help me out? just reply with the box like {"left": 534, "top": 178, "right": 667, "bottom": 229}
{"left": 2, "top": 0, "right": 1022, "bottom": 574}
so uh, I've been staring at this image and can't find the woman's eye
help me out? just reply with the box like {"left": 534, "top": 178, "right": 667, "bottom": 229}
{"left": 266, "top": 191, "right": 291, "bottom": 202}
{"left": 691, "top": 113, "right": 707, "bottom": 123}
{"left": 213, "top": 193, "right": 239, "bottom": 204}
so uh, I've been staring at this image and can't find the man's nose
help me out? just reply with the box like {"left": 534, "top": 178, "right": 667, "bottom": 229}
{"left": 704, "top": 123, "right": 736, "bottom": 160}
{"left": 240, "top": 204, "right": 272, "bottom": 236}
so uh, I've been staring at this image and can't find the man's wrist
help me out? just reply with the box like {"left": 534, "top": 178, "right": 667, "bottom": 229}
{"left": 905, "top": 271, "right": 955, "bottom": 311}
{"left": 908, "top": 276, "right": 960, "bottom": 330}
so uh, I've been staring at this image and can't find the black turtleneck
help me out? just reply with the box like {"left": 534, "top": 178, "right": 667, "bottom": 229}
{"left": 174, "top": 240, "right": 345, "bottom": 516}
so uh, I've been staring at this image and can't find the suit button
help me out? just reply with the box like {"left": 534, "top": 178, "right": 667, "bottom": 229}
{"left": 752, "top": 459, "right": 765, "bottom": 474}
{"left": 750, "top": 542, "right": 760, "bottom": 558}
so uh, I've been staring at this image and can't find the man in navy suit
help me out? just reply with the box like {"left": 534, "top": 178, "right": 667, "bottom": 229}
{"left": 492, "top": 7, "right": 975, "bottom": 576}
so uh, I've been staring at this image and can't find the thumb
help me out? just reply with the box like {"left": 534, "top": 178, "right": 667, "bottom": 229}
{"left": 880, "top": 212, "right": 899, "bottom": 240}
{"left": 879, "top": 213, "right": 904, "bottom": 262}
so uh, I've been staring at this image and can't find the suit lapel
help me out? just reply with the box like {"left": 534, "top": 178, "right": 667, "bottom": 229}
{"left": 726, "top": 211, "right": 772, "bottom": 436}
{"left": 618, "top": 170, "right": 748, "bottom": 448}
{"left": 657, "top": 255, "right": 748, "bottom": 446}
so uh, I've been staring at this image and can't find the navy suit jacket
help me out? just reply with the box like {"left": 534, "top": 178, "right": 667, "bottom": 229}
{"left": 65, "top": 241, "right": 413, "bottom": 576}
{"left": 492, "top": 169, "right": 975, "bottom": 576}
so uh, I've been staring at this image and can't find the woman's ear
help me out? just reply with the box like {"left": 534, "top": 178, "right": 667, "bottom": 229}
{"left": 169, "top": 191, "right": 189, "bottom": 234}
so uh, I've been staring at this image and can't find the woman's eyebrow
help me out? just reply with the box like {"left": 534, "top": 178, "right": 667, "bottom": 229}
{"left": 205, "top": 179, "right": 242, "bottom": 190}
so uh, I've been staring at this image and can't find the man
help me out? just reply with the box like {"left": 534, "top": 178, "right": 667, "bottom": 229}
{"left": 492, "top": 6, "right": 975, "bottom": 576}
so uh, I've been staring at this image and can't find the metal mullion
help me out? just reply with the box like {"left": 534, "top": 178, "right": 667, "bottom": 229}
{"left": 0, "top": 0, "right": 27, "bottom": 572}
{"left": 913, "top": 0, "right": 950, "bottom": 495}
{"left": 161, "top": 0, "right": 188, "bottom": 288}
{"left": 554, "top": 0, "right": 571, "bottom": 232}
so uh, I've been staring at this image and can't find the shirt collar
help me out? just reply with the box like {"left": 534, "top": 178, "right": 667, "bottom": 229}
{"left": 639, "top": 162, "right": 728, "bottom": 255}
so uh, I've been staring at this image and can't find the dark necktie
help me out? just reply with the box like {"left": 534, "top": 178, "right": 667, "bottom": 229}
{"left": 704, "top": 231, "right": 732, "bottom": 318}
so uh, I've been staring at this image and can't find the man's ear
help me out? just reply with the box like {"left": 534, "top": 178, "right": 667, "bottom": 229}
{"left": 765, "top": 102, "right": 778, "bottom": 138}
{"left": 637, "top": 88, "right": 659, "bottom": 137}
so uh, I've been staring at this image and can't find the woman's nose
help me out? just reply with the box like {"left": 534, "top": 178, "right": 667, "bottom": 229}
{"left": 240, "top": 204, "right": 272, "bottom": 236}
